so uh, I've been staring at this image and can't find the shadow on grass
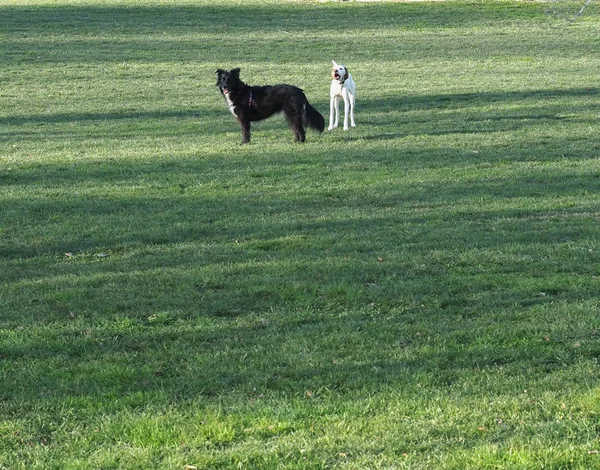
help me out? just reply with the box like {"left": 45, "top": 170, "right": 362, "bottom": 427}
{"left": 1, "top": 296, "right": 598, "bottom": 406}
{"left": 0, "top": 2, "right": 548, "bottom": 66}
{"left": 4, "top": 87, "right": 600, "bottom": 149}
{"left": 0, "top": 108, "right": 217, "bottom": 127}
{"left": 356, "top": 86, "right": 600, "bottom": 138}
{"left": 2, "top": 138, "right": 600, "bottom": 405}
{"left": 395, "top": 87, "right": 600, "bottom": 112}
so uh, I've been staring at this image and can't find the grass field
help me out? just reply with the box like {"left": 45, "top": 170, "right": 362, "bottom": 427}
{"left": 2, "top": 0, "right": 600, "bottom": 468}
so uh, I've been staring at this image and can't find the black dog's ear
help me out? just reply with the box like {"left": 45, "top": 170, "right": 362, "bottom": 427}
{"left": 231, "top": 67, "right": 241, "bottom": 76}
{"left": 215, "top": 69, "right": 224, "bottom": 86}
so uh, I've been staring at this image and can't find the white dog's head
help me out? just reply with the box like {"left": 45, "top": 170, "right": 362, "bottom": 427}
{"left": 331, "top": 60, "right": 349, "bottom": 83}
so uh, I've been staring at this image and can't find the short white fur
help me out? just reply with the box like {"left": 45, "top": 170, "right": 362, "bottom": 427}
{"left": 328, "top": 60, "right": 356, "bottom": 131}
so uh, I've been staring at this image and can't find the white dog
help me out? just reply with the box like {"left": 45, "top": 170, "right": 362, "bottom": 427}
{"left": 328, "top": 60, "right": 356, "bottom": 131}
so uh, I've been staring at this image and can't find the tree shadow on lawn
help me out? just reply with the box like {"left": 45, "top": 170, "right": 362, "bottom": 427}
{"left": 3, "top": 87, "right": 599, "bottom": 151}
{"left": 2, "top": 125, "right": 599, "bottom": 261}
{"left": 2, "top": 137, "right": 600, "bottom": 408}
{"left": 0, "top": 2, "right": 546, "bottom": 66}
{"left": 1, "top": 295, "right": 598, "bottom": 408}
{"left": 0, "top": 108, "right": 217, "bottom": 128}
{"left": 356, "top": 86, "right": 600, "bottom": 140}
{"left": 395, "top": 87, "right": 600, "bottom": 112}
{"left": 2, "top": 140, "right": 599, "bottom": 259}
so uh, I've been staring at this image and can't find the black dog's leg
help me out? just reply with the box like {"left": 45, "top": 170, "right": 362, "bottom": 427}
{"left": 291, "top": 119, "right": 305, "bottom": 143}
{"left": 283, "top": 99, "right": 307, "bottom": 143}
{"left": 284, "top": 111, "right": 305, "bottom": 143}
{"left": 239, "top": 118, "right": 251, "bottom": 144}
{"left": 294, "top": 123, "right": 306, "bottom": 143}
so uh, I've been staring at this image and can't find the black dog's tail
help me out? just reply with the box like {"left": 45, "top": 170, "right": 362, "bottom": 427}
{"left": 304, "top": 101, "right": 325, "bottom": 134}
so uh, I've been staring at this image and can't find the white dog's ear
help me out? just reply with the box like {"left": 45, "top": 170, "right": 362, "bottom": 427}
{"left": 332, "top": 60, "right": 338, "bottom": 68}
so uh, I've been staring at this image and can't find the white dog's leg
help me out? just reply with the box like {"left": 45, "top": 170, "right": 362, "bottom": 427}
{"left": 342, "top": 89, "right": 350, "bottom": 131}
{"left": 349, "top": 92, "right": 356, "bottom": 128}
{"left": 328, "top": 96, "right": 335, "bottom": 130}
{"left": 329, "top": 96, "right": 340, "bottom": 130}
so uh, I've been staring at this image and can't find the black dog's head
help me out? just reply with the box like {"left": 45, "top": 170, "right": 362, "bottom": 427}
{"left": 216, "top": 68, "right": 243, "bottom": 96}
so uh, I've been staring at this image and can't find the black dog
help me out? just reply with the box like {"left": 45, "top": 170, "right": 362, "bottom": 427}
{"left": 216, "top": 68, "right": 325, "bottom": 143}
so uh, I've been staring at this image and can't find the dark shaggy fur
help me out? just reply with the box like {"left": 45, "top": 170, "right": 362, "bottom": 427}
{"left": 216, "top": 68, "right": 325, "bottom": 144}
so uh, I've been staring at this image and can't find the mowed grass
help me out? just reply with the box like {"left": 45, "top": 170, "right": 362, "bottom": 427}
{"left": 2, "top": 0, "right": 600, "bottom": 468}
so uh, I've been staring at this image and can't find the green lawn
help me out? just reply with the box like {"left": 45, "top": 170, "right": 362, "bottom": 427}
{"left": 2, "top": 0, "right": 600, "bottom": 468}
